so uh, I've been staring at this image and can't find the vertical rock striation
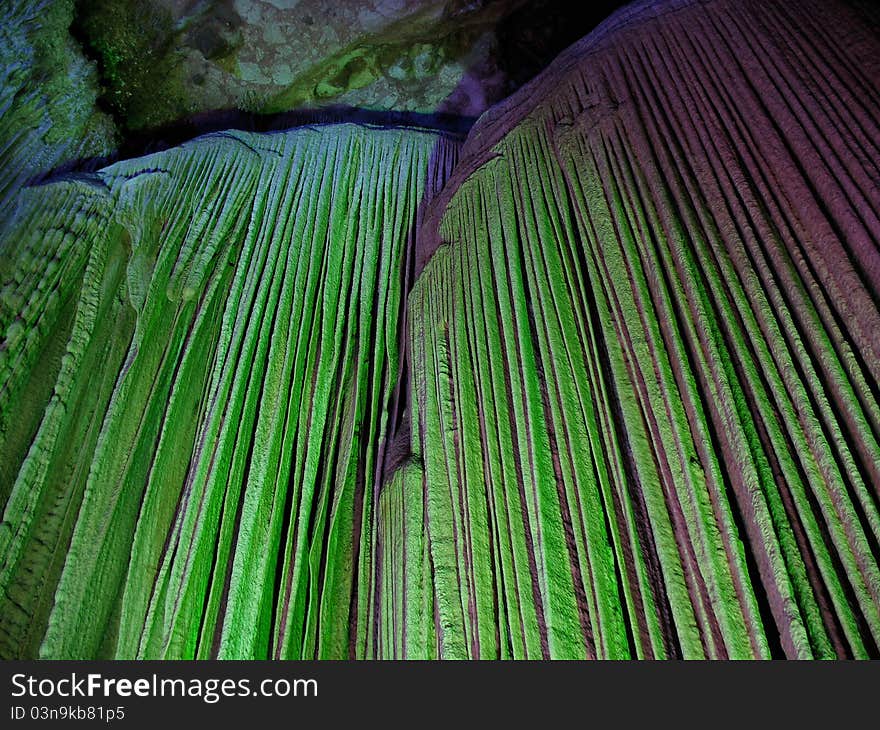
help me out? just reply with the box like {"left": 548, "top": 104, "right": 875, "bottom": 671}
{"left": 1, "top": 0, "right": 879, "bottom": 660}
{"left": 378, "top": 0, "right": 880, "bottom": 658}
{"left": 0, "top": 124, "right": 459, "bottom": 659}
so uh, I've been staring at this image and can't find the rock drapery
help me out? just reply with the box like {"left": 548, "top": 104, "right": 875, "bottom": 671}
{"left": 1, "top": 0, "right": 879, "bottom": 659}
{"left": 0, "top": 124, "right": 460, "bottom": 659}
{"left": 393, "top": 0, "right": 880, "bottom": 659}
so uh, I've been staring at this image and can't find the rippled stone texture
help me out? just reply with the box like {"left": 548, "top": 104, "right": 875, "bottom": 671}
{"left": 1, "top": 0, "right": 879, "bottom": 659}
{"left": 0, "top": 124, "right": 459, "bottom": 658}
{"left": 393, "top": 0, "right": 880, "bottom": 658}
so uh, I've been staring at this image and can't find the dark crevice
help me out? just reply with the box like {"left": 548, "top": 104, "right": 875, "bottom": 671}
{"left": 496, "top": 0, "right": 630, "bottom": 90}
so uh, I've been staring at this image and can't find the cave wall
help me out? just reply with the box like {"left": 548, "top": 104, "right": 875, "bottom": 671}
{"left": 0, "top": 124, "right": 459, "bottom": 659}
{"left": 0, "top": 0, "right": 116, "bottom": 222}
{"left": 376, "top": 0, "right": 880, "bottom": 658}
{"left": 0, "top": 0, "right": 879, "bottom": 660}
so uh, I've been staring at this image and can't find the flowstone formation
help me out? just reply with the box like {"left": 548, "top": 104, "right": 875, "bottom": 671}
{"left": 393, "top": 0, "right": 880, "bottom": 659}
{"left": 0, "top": 124, "right": 460, "bottom": 659}
{"left": 1, "top": 0, "right": 879, "bottom": 659}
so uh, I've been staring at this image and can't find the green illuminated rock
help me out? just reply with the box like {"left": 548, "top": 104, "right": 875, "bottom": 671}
{"left": 66, "top": 0, "right": 525, "bottom": 131}
{"left": 378, "top": 0, "right": 880, "bottom": 659}
{"left": 0, "top": 0, "right": 116, "bottom": 221}
{"left": 1, "top": 0, "right": 879, "bottom": 660}
{"left": 0, "top": 124, "right": 459, "bottom": 659}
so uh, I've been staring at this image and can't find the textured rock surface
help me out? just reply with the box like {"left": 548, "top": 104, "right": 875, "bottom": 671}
{"left": 0, "top": 0, "right": 608, "bottom": 227}
{"left": 0, "top": 0, "right": 116, "bottom": 222}
{"left": 0, "top": 0, "right": 879, "bottom": 660}
{"left": 386, "top": 0, "right": 880, "bottom": 658}
{"left": 73, "top": 0, "right": 529, "bottom": 131}
{"left": 0, "top": 124, "right": 459, "bottom": 658}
